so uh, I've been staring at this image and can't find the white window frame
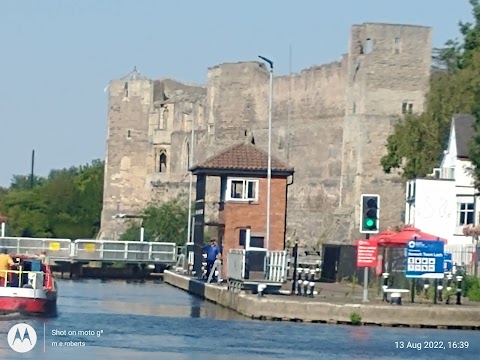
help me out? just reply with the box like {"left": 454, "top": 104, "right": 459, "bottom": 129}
{"left": 458, "top": 202, "right": 474, "bottom": 226}
{"left": 226, "top": 178, "right": 259, "bottom": 202}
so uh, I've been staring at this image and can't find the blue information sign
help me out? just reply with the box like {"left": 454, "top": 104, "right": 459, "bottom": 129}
{"left": 405, "top": 240, "right": 444, "bottom": 279}
{"left": 444, "top": 253, "right": 453, "bottom": 272}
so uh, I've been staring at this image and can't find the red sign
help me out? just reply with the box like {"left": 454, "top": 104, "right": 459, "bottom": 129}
{"left": 357, "top": 240, "right": 378, "bottom": 268}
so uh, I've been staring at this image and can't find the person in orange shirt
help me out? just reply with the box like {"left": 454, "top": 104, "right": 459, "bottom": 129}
{"left": 0, "top": 248, "right": 14, "bottom": 286}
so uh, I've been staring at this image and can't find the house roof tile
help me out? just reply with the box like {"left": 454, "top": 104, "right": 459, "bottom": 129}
{"left": 191, "top": 142, "right": 294, "bottom": 174}
{"left": 453, "top": 114, "right": 476, "bottom": 158}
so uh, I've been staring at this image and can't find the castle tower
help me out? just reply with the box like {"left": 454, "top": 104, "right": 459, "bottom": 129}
{"left": 340, "top": 23, "right": 432, "bottom": 239}
{"left": 98, "top": 67, "right": 154, "bottom": 239}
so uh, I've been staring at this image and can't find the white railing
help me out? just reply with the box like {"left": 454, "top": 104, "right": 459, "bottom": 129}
{"left": 74, "top": 239, "right": 176, "bottom": 262}
{"left": 265, "top": 250, "right": 289, "bottom": 282}
{"left": 227, "top": 249, "right": 246, "bottom": 280}
{"left": 0, "top": 237, "right": 71, "bottom": 259}
{"left": 1, "top": 269, "right": 44, "bottom": 289}
{"left": 227, "top": 249, "right": 288, "bottom": 283}
{"left": 0, "top": 237, "right": 177, "bottom": 264}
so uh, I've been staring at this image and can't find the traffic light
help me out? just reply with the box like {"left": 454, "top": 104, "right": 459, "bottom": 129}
{"left": 360, "top": 194, "right": 379, "bottom": 233}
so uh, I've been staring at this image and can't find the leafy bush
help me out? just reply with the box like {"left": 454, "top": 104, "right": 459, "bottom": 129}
{"left": 350, "top": 312, "right": 362, "bottom": 326}
{"left": 120, "top": 196, "right": 189, "bottom": 245}
{"left": 464, "top": 275, "right": 480, "bottom": 302}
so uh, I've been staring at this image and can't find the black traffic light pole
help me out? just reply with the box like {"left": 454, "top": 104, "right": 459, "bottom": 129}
{"left": 360, "top": 194, "right": 379, "bottom": 303}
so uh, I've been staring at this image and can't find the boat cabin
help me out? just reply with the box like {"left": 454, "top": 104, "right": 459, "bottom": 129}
{"left": 1, "top": 255, "right": 48, "bottom": 289}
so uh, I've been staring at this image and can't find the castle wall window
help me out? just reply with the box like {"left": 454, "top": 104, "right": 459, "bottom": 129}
{"left": 394, "top": 37, "right": 401, "bottom": 54}
{"left": 127, "top": 130, "right": 132, "bottom": 139}
{"left": 402, "top": 102, "right": 413, "bottom": 114}
{"left": 124, "top": 82, "right": 129, "bottom": 97}
{"left": 458, "top": 203, "right": 474, "bottom": 226}
{"left": 161, "top": 107, "right": 168, "bottom": 130}
{"left": 226, "top": 178, "right": 259, "bottom": 201}
{"left": 155, "top": 149, "right": 167, "bottom": 173}
{"left": 365, "top": 38, "right": 373, "bottom": 54}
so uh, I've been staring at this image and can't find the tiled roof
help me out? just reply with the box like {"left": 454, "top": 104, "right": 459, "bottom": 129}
{"left": 192, "top": 143, "right": 294, "bottom": 173}
{"left": 453, "top": 114, "right": 476, "bottom": 158}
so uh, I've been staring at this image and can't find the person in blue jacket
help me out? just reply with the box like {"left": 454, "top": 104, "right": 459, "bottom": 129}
{"left": 203, "top": 238, "right": 221, "bottom": 279}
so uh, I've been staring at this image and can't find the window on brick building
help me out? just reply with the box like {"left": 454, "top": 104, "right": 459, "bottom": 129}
{"left": 226, "top": 178, "right": 258, "bottom": 201}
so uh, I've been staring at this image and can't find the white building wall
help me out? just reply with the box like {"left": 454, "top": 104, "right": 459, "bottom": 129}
{"left": 455, "top": 159, "right": 474, "bottom": 187}
{"left": 405, "top": 179, "right": 456, "bottom": 243}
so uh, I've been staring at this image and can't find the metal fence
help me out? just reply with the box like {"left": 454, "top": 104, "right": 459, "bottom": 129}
{"left": 0, "top": 237, "right": 72, "bottom": 259}
{"left": 227, "top": 249, "right": 289, "bottom": 283}
{"left": 0, "top": 237, "right": 178, "bottom": 264}
{"left": 445, "top": 244, "right": 478, "bottom": 275}
{"left": 227, "top": 249, "right": 246, "bottom": 280}
{"left": 73, "top": 240, "right": 176, "bottom": 262}
{"left": 265, "top": 251, "right": 289, "bottom": 282}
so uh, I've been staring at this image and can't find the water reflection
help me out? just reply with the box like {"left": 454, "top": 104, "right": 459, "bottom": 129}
{"left": 0, "top": 279, "right": 476, "bottom": 360}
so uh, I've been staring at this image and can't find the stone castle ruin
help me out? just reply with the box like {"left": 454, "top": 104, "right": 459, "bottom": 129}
{"left": 98, "top": 23, "right": 432, "bottom": 248}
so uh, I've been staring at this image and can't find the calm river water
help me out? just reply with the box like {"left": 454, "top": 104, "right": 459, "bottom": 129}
{"left": 0, "top": 279, "right": 478, "bottom": 359}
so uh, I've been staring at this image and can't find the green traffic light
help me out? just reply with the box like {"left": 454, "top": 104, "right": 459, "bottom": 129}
{"left": 365, "top": 219, "right": 374, "bottom": 227}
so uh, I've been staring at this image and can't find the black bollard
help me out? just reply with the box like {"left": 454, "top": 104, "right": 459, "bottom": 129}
{"left": 291, "top": 241, "right": 299, "bottom": 294}
{"left": 424, "top": 279, "right": 430, "bottom": 297}
{"left": 309, "top": 270, "right": 315, "bottom": 298}
{"left": 437, "top": 279, "right": 443, "bottom": 302}
{"left": 302, "top": 269, "right": 309, "bottom": 296}
{"left": 382, "top": 273, "right": 389, "bottom": 302}
{"left": 456, "top": 275, "right": 463, "bottom": 305}
{"left": 297, "top": 268, "right": 303, "bottom": 296}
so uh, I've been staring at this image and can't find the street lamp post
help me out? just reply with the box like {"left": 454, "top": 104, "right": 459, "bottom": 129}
{"left": 258, "top": 55, "right": 273, "bottom": 251}
{"left": 186, "top": 116, "right": 195, "bottom": 255}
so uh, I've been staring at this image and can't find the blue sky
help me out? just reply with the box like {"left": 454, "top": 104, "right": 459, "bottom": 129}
{"left": 0, "top": 0, "right": 474, "bottom": 186}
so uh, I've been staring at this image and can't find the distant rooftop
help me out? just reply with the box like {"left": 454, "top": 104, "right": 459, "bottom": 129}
{"left": 191, "top": 142, "right": 294, "bottom": 176}
{"left": 453, "top": 114, "right": 476, "bottom": 158}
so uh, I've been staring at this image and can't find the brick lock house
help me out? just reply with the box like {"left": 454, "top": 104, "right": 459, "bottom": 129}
{"left": 190, "top": 142, "right": 294, "bottom": 277}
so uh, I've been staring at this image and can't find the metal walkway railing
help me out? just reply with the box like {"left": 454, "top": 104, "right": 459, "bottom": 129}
{"left": 0, "top": 237, "right": 177, "bottom": 264}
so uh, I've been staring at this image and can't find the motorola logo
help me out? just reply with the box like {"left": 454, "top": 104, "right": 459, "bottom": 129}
{"left": 7, "top": 323, "right": 37, "bottom": 353}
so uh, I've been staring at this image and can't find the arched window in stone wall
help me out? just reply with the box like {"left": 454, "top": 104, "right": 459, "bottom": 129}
{"left": 155, "top": 148, "right": 167, "bottom": 173}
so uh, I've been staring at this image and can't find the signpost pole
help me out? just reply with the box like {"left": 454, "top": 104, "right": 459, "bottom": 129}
{"left": 362, "top": 234, "right": 370, "bottom": 303}
{"left": 411, "top": 279, "right": 415, "bottom": 303}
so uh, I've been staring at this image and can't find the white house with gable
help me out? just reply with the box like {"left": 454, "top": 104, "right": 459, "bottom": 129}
{"left": 405, "top": 114, "right": 478, "bottom": 248}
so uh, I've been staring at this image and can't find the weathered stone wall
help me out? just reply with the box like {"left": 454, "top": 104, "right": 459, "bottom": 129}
{"left": 202, "top": 59, "right": 347, "bottom": 247}
{"left": 340, "top": 23, "right": 432, "bottom": 241}
{"left": 99, "top": 74, "right": 207, "bottom": 239}
{"left": 99, "top": 22, "right": 433, "bottom": 247}
{"left": 98, "top": 78, "right": 153, "bottom": 240}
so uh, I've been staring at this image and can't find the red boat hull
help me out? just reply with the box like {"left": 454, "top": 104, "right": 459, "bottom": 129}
{"left": 0, "top": 292, "right": 57, "bottom": 315}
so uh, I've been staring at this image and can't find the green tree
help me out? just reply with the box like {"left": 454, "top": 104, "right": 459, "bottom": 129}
{"left": 0, "top": 159, "right": 104, "bottom": 239}
{"left": 120, "top": 196, "right": 189, "bottom": 245}
{"left": 382, "top": 0, "right": 480, "bottom": 180}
